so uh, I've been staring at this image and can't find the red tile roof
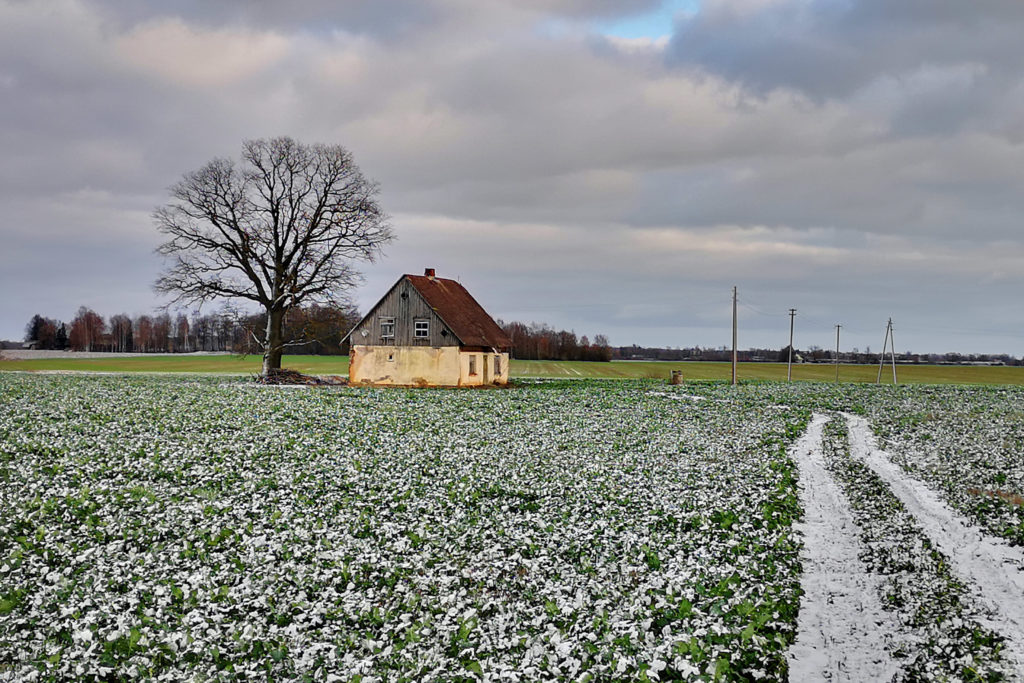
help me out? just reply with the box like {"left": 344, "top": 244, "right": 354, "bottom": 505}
{"left": 405, "top": 275, "right": 512, "bottom": 349}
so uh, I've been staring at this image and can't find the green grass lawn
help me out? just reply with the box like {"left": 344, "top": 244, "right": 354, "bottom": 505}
{"left": 3, "top": 354, "right": 1024, "bottom": 385}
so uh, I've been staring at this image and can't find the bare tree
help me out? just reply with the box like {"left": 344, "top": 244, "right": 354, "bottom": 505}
{"left": 69, "top": 307, "right": 104, "bottom": 352}
{"left": 175, "top": 313, "right": 191, "bottom": 352}
{"left": 154, "top": 137, "right": 392, "bottom": 375}
{"left": 152, "top": 313, "right": 172, "bottom": 353}
{"left": 109, "top": 314, "right": 133, "bottom": 352}
{"left": 134, "top": 315, "right": 154, "bottom": 353}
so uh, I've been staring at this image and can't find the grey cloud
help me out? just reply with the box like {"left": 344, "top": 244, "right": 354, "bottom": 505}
{"left": 367, "top": 215, "right": 1024, "bottom": 354}
{"left": 89, "top": 0, "right": 440, "bottom": 39}
{"left": 516, "top": 0, "right": 661, "bottom": 19}
{"left": 87, "top": 0, "right": 659, "bottom": 38}
{"left": 668, "top": 0, "right": 1024, "bottom": 101}
{"left": 3, "top": 0, "right": 1024, "bottom": 354}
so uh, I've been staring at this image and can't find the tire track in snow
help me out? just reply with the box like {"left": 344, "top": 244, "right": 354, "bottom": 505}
{"left": 845, "top": 413, "right": 1024, "bottom": 675}
{"left": 787, "top": 414, "right": 902, "bottom": 682}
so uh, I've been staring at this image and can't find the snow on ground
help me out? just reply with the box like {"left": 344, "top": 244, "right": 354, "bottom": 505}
{"left": 649, "top": 392, "right": 707, "bottom": 401}
{"left": 0, "top": 350, "right": 232, "bottom": 359}
{"left": 846, "top": 413, "right": 1024, "bottom": 675}
{"left": 787, "top": 414, "right": 902, "bottom": 682}
{"left": 0, "top": 375, "right": 810, "bottom": 680}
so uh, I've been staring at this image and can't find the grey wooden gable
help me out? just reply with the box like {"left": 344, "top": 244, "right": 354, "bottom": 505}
{"left": 346, "top": 277, "right": 457, "bottom": 347}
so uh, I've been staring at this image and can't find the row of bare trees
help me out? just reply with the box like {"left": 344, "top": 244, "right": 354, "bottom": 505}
{"left": 24, "top": 304, "right": 360, "bottom": 355}
{"left": 499, "top": 321, "right": 612, "bottom": 362}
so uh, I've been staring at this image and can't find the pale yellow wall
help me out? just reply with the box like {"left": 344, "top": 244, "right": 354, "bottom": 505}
{"left": 494, "top": 352, "right": 509, "bottom": 384}
{"left": 349, "top": 346, "right": 509, "bottom": 386}
{"left": 458, "top": 350, "right": 510, "bottom": 386}
{"left": 349, "top": 345, "right": 461, "bottom": 386}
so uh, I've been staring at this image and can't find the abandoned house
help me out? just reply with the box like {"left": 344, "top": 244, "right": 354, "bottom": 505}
{"left": 344, "top": 268, "right": 512, "bottom": 386}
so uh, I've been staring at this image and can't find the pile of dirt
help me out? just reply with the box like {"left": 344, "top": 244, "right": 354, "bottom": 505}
{"left": 253, "top": 368, "right": 347, "bottom": 386}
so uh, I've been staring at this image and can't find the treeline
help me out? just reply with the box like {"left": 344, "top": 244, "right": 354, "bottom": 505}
{"left": 499, "top": 321, "right": 612, "bottom": 361}
{"left": 613, "top": 344, "right": 1023, "bottom": 366}
{"left": 612, "top": 345, "right": 791, "bottom": 362}
{"left": 23, "top": 305, "right": 360, "bottom": 355}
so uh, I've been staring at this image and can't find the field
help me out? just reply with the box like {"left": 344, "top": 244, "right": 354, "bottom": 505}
{"left": 3, "top": 353, "right": 1024, "bottom": 385}
{"left": 1, "top": 376, "right": 1023, "bottom": 681}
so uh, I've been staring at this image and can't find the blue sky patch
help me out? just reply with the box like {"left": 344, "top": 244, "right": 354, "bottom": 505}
{"left": 598, "top": 0, "right": 700, "bottom": 40}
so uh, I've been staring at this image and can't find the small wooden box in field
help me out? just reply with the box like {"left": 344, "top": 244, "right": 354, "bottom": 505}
{"left": 670, "top": 370, "right": 683, "bottom": 385}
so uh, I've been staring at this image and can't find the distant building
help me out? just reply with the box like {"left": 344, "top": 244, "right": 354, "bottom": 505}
{"left": 343, "top": 269, "right": 512, "bottom": 386}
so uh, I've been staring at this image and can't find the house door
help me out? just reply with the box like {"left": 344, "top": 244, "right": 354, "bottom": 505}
{"left": 482, "top": 354, "right": 490, "bottom": 384}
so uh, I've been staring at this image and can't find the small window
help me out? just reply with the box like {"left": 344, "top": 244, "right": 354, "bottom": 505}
{"left": 414, "top": 320, "right": 429, "bottom": 338}
{"left": 469, "top": 355, "right": 477, "bottom": 375}
{"left": 387, "top": 352, "right": 395, "bottom": 362}
{"left": 380, "top": 317, "right": 395, "bottom": 339}
{"left": 494, "top": 355, "right": 501, "bottom": 376}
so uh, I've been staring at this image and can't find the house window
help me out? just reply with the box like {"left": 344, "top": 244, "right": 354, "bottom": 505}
{"left": 380, "top": 317, "right": 395, "bottom": 339}
{"left": 494, "top": 355, "right": 501, "bottom": 376}
{"left": 469, "top": 355, "right": 477, "bottom": 375}
{"left": 414, "top": 320, "right": 429, "bottom": 338}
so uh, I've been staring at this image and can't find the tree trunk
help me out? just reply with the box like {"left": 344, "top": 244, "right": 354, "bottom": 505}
{"left": 262, "top": 307, "right": 285, "bottom": 375}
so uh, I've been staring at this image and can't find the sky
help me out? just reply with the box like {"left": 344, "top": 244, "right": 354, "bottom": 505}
{"left": 2, "top": 0, "right": 1023, "bottom": 356}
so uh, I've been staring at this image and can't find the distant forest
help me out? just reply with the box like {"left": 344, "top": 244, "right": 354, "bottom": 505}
{"left": 15, "top": 309, "right": 615, "bottom": 362}
{"left": 14, "top": 309, "right": 1022, "bottom": 365}
{"left": 20, "top": 306, "right": 360, "bottom": 356}
{"left": 612, "top": 344, "right": 1023, "bottom": 366}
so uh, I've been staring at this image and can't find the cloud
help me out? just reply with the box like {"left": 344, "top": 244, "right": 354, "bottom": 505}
{"left": 113, "top": 19, "right": 290, "bottom": 87}
{"left": 668, "top": 0, "right": 1024, "bottom": 102}
{"left": 2, "top": 0, "right": 1024, "bottom": 354}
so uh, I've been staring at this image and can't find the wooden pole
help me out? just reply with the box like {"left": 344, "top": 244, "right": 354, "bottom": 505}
{"left": 889, "top": 318, "right": 898, "bottom": 384}
{"left": 787, "top": 308, "right": 796, "bottom": 382}
{"left": 834, "top": 324, "right": 841, "bottom": 383}
{"left": 732, "top": 286, "right": 738, "bottom": 386}
{"left": 876, "top": 321, "right": 890, "bottom": 384}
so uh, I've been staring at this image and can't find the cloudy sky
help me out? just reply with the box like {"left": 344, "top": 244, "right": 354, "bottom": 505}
{"left": 2, "top": 0, "right": 1023, "bottom": 355}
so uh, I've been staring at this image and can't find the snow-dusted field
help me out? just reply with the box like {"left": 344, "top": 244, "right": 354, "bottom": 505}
{"left": 1, "top": 376, "right": 1022, "bottom": 681}
{"left": 0, "top": 376, "right": 810, "bottom": 681}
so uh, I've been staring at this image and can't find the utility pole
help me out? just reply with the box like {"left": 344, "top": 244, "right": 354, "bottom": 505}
{"left": 787, "top": 308, "right": 796, "bottom": 382}
{"left": 876, "top": 319, "right": 890, "bottom": 384}
{"left": 834, "top": 324, "right": 842, "bottom": 383}
{"left": 888, "top": 318, "right": 898, "bottom": 385}
{"left": 875, "top": 318, "right": 899, "bottom": 385}
{"left": 731, "top": 286, "right": 738, "bottom": 386}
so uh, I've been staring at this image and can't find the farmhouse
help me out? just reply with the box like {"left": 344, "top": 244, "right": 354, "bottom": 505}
{"left": 344, "top": 269, "right": 512, "bottom": 386}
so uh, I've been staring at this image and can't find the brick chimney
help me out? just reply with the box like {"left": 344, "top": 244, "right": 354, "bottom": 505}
{"left": 424, "top": 268, "right": 436, "bottom": 278}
